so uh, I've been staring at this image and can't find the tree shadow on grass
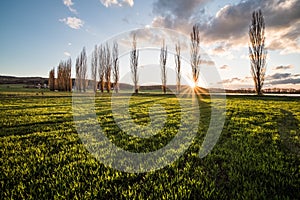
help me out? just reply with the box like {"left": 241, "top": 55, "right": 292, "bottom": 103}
{"left": 277, "top": 109, "right": 300, "bottom": 157}
{"left": 0, "top": 117, "right": 74, "bottom": 137}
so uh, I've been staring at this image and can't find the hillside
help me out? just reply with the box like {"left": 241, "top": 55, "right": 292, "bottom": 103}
{"left": 0, "top": 75, "right": 48, "bottom": 85}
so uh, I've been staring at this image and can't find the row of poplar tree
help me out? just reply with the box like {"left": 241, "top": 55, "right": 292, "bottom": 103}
{"left": 49, "top": 9, "right": 267, "bottom": 95}
{"left": 49, "top": 59, "right": 72, "bottom": 91}
{"left": 49, "top": 24, "right": 200, "bottom": 94}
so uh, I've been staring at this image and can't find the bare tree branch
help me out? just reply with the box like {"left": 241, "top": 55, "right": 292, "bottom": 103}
{"left": 190, "top": 24, "right": 201, "bottom": 89}
{"left": 98, "top": 45, "right": 105, "bottom": 93}
{"left": 112, "top": 41, "right": 120, "bottom": 93}
{"left": 249, "top": 9, "right": 267, "bottom": 96}
{"left": 49, "top": 68, "right": 55, "bottom": 91}
{"left": 91, "top": 45, "right": 98, "bottom": 93}
{"left": 104, "top": 44, "right": 112, "bottom": 93}
{"left": 81, "top": 47, "right": 87, "bottom": 92}
{"left": 175, "top": 41, "right": 181, "bottom": 94}
{"left": 131, "top": 34, "right": 139, "bottom": 94}
{"left": 160, "top": 39, "right": 167, "bottom": 94}
{"left": 75, "top": 47, "right": 87, "bottom": 92}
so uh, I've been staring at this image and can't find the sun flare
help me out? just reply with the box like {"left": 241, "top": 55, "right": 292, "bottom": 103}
{"left": 189, "top": 81, "right": 198, "bottom": 90}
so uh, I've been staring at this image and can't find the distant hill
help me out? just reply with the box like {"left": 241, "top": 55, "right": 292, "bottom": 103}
{"left": 0, "top": 75, "right": 48, "bottom": 85}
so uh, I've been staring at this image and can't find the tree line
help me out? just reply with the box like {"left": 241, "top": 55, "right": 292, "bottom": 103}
{"left": 49, "top": 9, "right": 267, "bottom": 96}
{"left": 48, "top": 58, "right": 72, "bottom": 91}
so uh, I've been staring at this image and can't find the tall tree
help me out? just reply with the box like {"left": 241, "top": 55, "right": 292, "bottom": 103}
{"left": 98, "top": 45, "right": 105, "bottom": 93}
{"left": 249, "top": 9, "right": 267, "bottom": 96}
{"left": 160, "top": 39, "right": 167, "bottom": 94}
{"left": 56, "top": 59, "right": 72, "bottom": 92}
{"left": 91, "top": 45, "right": 98, "bottom": 93}
{"left": 75, "top": 47, "right": 87, "bottom": 92}
{"left": 131, "top": 34, "right": 139, "bottom": 94}
{"left": 104, "top": 44, "right": 112, "bottom": 93}
{"left": 57, "top": 61, "right": 64, "bottom": 91}
{"left": 112, "top": 41, "right": 120, "bottom": 93}
{"left": 65, "top": 58, "right": 72, "bottom": 92}
{"left": 81, "top": 48, "right": 87, "bottom": 92}
{"left": 190, "top": 24, "right": 201, "bottom": 90}
{"left": 49, "top": 68, "right": 55, "bottom": 91}
{"left": 75, "top": 56, "right": 82, "bottom": 92}
{"left": 174, "top": 41, "right": 181, "bottom": 94}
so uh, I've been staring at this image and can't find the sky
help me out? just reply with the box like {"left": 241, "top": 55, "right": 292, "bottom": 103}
{"left": 0, "top": 0, "right": 299, "bottom": 89}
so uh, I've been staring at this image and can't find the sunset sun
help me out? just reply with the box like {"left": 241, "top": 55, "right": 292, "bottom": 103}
{"left": 190, "top": 82, "right": 197, "bottom": 89}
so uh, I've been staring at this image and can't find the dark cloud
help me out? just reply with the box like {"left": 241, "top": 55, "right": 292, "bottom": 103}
{"left": 151, "top": 0, "right": 209, "bottom": 32}
{"left": 152, "top": 0, "right": 208, "bottom": 20}
{"left": 270, "top": 78, "right": 300, "bottom": 85}
{"left": 151, "top": 0, "right": 300, "bottom": 53}
{"left": 266, "top": 72, "right": 300, "bottom": 85}
{"left": 200, "top": 1, "right": 260, "bottom": 43}
{"left": 201, "top": 0, "right": 300, "bottom": 45}
{"left": 267, "top": 73, "right": 292, "bottom": 80}
{"left": 273, "top": 65, "right": 294, "bottom": 70}
{"left": 220, "top": 72, "right": 300, "bottom": 87}
{"left": 264, "top": 0, "right": 300, "bottom": 28}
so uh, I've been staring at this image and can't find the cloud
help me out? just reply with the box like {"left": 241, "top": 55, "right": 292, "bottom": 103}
{"left": 273, "top": 65, "right": 294, "bottom": 70}
{"left": 63, "top": 0, "right": 77, "bottom": 14}
{"left": 208, "top": 43, "right": 235, "bottom": 59}
{"left": 123, "top": 0, "right": 134, "bottom": 6}
{"left": 200, "top": 59, "right": 215, "bottom": 66}
{"left": 269, "top": 78, "right": 300, "bottom": 85}
{"left": 221, "top": 76, "right": 252, "bottom": 84}
{"left": 219, "top": 72, "right": 300, "bottom": 89}
{"left": 59, "top": 17, "right": 84, "bottom": 29}
{"left": 100, "top": 0, "right": 134, "bottom": 7}
{"left": 220, "top": 72, "right": 300, "bottom": 88}
{"left": 63, "top": 0, "right": 73, "bottom": 7}
{"left": 151, "top": 0, "right": 300, "bottom": 54}
{"left": 212, "top": 45, "right": 226, "bottom": 54}
{"left": 153, "top": 0, "right": 208, "bottom": 20}
{"left": 64, "top": 51, "right": 71, "bottom": 57}
{"left": 266, "top": 73, "right": 292, "bottom": 80}
{"left": 202, "top": 0, "right": 300, "bottom": 53}
{"left": 220, "top": 65, "right": 230, "bottom": 70}
{"left": 151, "top": 0, "right": 208, "bottom": 32}
{"left": 265, "top": 72, "right": 300, "bottom": 85}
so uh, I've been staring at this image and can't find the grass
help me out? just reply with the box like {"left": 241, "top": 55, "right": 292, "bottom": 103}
{"left": 0, "top": 87, "right": 299, "bottom": 199}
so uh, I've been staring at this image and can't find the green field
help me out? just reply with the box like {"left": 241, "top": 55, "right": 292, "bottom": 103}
{"left": 0, "top": 87, "right": 299, "bottom": 199}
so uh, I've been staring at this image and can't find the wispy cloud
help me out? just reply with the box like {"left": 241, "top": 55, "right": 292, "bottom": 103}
{"left": 220, "top": 65, "right": 230, "bottom": 70}
{"left": 100, "top": 0, "right": 134, "bottom": 7}
{"left": 59, "top": 17, "right": 84, "bottom": 29}
{"left": 200, "top": 59, "right": 215, "bottom": 66}
{"left": 63, "top": 0, "right": 77, "bottom": 14}
{"left": 64, "top": 51, "right": 71, "bottom": 57}
{"left": 221, "top": 76, "right": 252, "bottom": 84}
